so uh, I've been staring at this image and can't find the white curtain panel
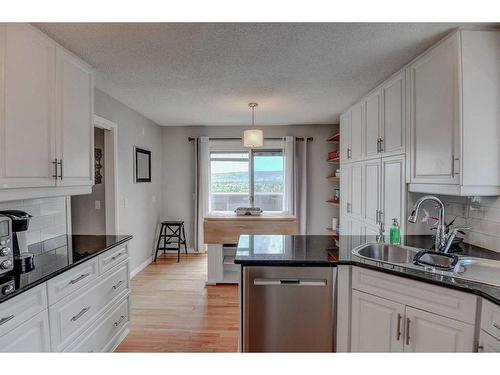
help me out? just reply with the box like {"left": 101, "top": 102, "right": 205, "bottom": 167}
{"left": 294, "top": 139, "right": 308, "bottom": 234}
{"left": 194, "top": 136, "right": 210, "bottom": 252}
{"left": 283, "top": 136, "right": 295, "bottom": 214}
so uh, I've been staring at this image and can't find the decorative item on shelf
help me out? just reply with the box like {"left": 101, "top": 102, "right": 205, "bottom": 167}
{"left": 335, "top": 169, "right": 341, "bottom": 177}
{"left": 333, "top": 188, "right": 340, "bottom": 203}
{"left": 243, "top": 103, "right": 263, "bottom": 148}
{"left": 328, "top": 151, "right": 339, "bottom": 160}
{"left": 331, "top": 218, "right": 338, "bottom": 232}
{"left": 94, "top": 148, "right": 103, "bottom": 184}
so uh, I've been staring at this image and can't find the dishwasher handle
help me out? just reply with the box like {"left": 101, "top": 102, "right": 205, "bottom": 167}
{"left": 253, "top": 278, "right": 327, "bottom": 286}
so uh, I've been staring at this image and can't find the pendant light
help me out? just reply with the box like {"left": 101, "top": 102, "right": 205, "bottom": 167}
{"left": 243, "top": 102, "right": 263, "bottom": 148}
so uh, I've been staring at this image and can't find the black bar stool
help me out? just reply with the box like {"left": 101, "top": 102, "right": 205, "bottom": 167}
{"left": 154, "top": 221, "right": 188, "bottom": 262}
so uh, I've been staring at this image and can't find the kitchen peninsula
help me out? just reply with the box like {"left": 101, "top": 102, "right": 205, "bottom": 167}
{"left": 203, "top": 212, "right": 297, "bottom": 284}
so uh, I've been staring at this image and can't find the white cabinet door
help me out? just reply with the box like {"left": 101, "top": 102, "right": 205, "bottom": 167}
{"left": 350, "top": 103, "right": 363, "bottom": 162}
{"left": 381, "top": 155, "right": 406, "bottom": 233}
{"left": 364, "top": 90, "right": 381, "bottom": 159}
{"left": 409, "top": 33, "right": 460, "bottom": 185}
{"left": 349, "top": 219, "right": 365, "bottom": 249}
{"left": 381, "top": 71, "right": 405, "bottom": 156}
{"left": 0, "top": 24, "right": 56, "bottom": 189}
{"left": 479, "top": 330, "right": 500, "bottom": 353}
{"left": 351, "top": 290, "right": 405, "bottom": 352}
{"left": 349, "top": 162, "right": 363, "bottom": 221}
{"left": 364, "top": 159, "right": 381, "bottom": 227}
{"left": 404, "top": 306, "right": 474, "bottom": 352}
{"left": 55, "top": 47, "right": 94, "bottom": 187}
{"left": 340, "top": 112, "right": 351, "bottom": 162}
{"left": 0, "top": 310, "right": 51, "bottom": 352}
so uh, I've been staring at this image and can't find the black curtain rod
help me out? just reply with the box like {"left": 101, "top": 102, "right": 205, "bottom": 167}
{"left": 187, "top": 137, "right": 313, "bottom": 142}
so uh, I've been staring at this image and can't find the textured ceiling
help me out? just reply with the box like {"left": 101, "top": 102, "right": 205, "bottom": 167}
{"left": 34, "top": 23, "right": 484, "bottom": 126}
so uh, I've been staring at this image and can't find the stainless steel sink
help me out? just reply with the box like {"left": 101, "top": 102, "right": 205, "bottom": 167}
{"left": 352, "top": 242, "right": 500, "bottom": 288}
{"left": 453, "top": 257, "right": 500, "bottom": 287}
{"left": 353, "top": 243, "right": 420, "bottom": 265}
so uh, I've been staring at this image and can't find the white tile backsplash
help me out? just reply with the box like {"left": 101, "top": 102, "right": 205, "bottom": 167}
{"left": 408, "top": 193, "right": 500, "bottom": 253}
{"left": 0, "top": 197, "right": 68, "bottom": 245}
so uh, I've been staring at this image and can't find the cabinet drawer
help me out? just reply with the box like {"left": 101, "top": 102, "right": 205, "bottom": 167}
{"left": 0, "top": 310, "right": 51, "bottom": 352}
{"left": 352, "top": 267, "right": 477, "bottom": 324}
{"left": 0, "top": 283, "right": 47, "bottom": 337}
{"left": 47, "top": 257, "right": 99, "bottom": 305}
{"left": 480, "top": 299, "right": 500, "bottom": 340}
{"left": 99, "top": 244, "right": 129, "bottom": 274}
{"left": 65, "top": 296, "right": 129, "bottom": 352}
{"left": 49, "top": 262, "right": 129, "bottom": 351}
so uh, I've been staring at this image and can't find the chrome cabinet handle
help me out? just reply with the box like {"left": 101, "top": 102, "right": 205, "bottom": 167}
{"left": 477, "top": 345, "right": 484, "bottom": 352}
{"left": 111, "top": 252, "right": 123, "bottom": 261}
{"left": 376, "top": 138, "right": 381, "bottom": 153}
{"left": 379, "top": 138, "right": 384, "bottom": 152}
{"left": 69, "top": 273, "right": 90, "bottom": 285}
{"left": 347, "top": 148, "right": 352, "bottom": 159}
{"left": 379, "top": 210, "right": 384, "bottom": 225}
{"left": 112, "top": 280, "right": 124, "bottom": 290}
{"left": 396, "top": 314, "right": 402, "bottom": 341}
{"left": 493, "top": 322, "right": 500, "bottom": 330}
{"left": 52, "top": 159, "right": 58, "bottom": 179}
{"left": 375, "top": 210, "right": 379, "bottom": 224}
{"left": 405, "top": 318, "right": 411, "bottom": 345}
{"left": 0, "top": 315, "right": 15, "bottom": 326}
{"left": 113, "top": 315, "right": 126, "bottom": 327}
{"left": 347, "top": 203, "right": 352, "bottom": 213}
{"left": 452, "top": 155, "right": 460, "bottom": 176}
{"left": 71, "top": 306, "right": 91, "bottom": 322}
{"left": 57, "top": 159, "right": 63, "bottom": 180}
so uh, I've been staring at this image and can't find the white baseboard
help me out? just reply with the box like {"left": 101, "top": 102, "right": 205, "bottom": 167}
{"left": 130, "top": 256, "right": 152, "bottom": 279}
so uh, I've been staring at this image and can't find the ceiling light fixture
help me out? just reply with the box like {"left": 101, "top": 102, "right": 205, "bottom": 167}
{"left": 243, "top": 103, "right": 263, "bottom": 148}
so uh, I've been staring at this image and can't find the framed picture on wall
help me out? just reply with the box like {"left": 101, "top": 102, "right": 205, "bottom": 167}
{"left": 134, "top": 147, "right": 152, "bottom": 183}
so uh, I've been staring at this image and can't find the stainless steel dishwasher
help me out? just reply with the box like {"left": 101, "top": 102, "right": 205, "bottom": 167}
{"left": 242, "top": 266, "right": 336, "bottom": 352}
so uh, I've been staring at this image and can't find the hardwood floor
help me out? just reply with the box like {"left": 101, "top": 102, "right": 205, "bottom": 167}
{"left": 115, "top": 253, "right": 239, "bottom": 352}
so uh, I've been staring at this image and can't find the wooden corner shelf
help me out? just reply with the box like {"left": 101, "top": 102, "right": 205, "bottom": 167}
{"left": 326, "top": 200, "right": 340, "bottom": 207}
{"left": 327, "top": 157, "right": 340, "bottom": 163}
{"left": 326, "top": 227, "right": 339, "bottom": 237}
{"left": 327, "top": 133, "right": 340, "bottom": 142}
{"left": 327, "top": 175, "right": 340, "bottom": 182}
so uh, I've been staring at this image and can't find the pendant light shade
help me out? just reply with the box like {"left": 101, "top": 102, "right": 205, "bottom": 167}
{"left": 243, "top": 102, "right": 263, "bottom": 148}
{"left": 243, "top": 129, "right": 264, "bottom": 148}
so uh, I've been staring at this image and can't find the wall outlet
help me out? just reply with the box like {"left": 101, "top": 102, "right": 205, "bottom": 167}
{"left": 95, "top": 200, "right": 101, "bottom": 210}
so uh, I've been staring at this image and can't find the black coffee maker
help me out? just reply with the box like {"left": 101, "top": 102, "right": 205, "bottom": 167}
{"left": 0, "top": 210, "right": 34, "bottom": 272}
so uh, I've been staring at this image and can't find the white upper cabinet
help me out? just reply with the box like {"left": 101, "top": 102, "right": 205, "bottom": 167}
{"left": 0, "top": 24, "right": 56, "bottom": 188}
{"left": 0, "top": 23, "right": 94, "bottom": 196}
{"left": 381, "top": 71, "right": 405, "bottom": 156}
{"left": 408, "top": 30, "right": 500, "bottom": 196}
{"left": 340, "top": 112, "right": 351, "bottom": 161}
{"left": 56, "top": 47, "right": 94, "bottom": 187}
{"left": 363, "top": 89, "right": 381, "bottom": 159}
{"left": 349, "top": 103, "right": 363, "bottom": 162}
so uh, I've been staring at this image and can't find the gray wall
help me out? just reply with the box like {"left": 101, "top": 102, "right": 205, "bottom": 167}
{"left": 94, "top": 89, "right": 163, "bottom": 271}
{"left": 161, "top": 124, "right": 339, "bottom": 249}
{"left": 71, "top": 127, "right": 106, "bottom": 235}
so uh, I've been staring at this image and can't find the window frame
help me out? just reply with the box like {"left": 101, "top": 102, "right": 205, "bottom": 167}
{"left": 207, "top": 140, "right": 285, "bottom": 213}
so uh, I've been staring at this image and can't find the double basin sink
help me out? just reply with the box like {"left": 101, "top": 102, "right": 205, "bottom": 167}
{"left": 352, "top": 242, "right": 500, "bottom": 287}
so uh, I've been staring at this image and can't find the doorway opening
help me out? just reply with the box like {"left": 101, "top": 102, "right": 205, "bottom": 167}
{"left": 70, "top": 116, "right": 118, "bottom": 235}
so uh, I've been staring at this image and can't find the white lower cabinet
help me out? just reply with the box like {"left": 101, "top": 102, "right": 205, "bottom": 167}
{"left": 351, "top": 290, "right": 405, "bottom": 352}
{"left": 0, "top": 241, "right": 131, "bottom": 352}
{"left": 350, "top": 267, "right": 476, "bottom": 352}
{"left": 478, "top": 330, "right": 500, "bottom": 353}
{"left": 0, "top": 310, "right": 51, "bottom": 352}
{"left": 404, "top": 307, "right": 474, "bottom": 352}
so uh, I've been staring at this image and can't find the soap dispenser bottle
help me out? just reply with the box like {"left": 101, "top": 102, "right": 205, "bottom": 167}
{"left": 389, "top": 218, "right": 401, "bottom": 245}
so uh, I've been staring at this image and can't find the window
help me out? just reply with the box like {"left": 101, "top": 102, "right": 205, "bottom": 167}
{"left": 209, "top": 149, "right": 285, "bottom": 212}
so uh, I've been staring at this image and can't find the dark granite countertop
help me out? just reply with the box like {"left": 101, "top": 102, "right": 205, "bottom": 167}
{"left": 0, "top": 234, "right": 133, "bottom": 304}
{"left": 235, "top": 234, "right": 500, "bottom": 306}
